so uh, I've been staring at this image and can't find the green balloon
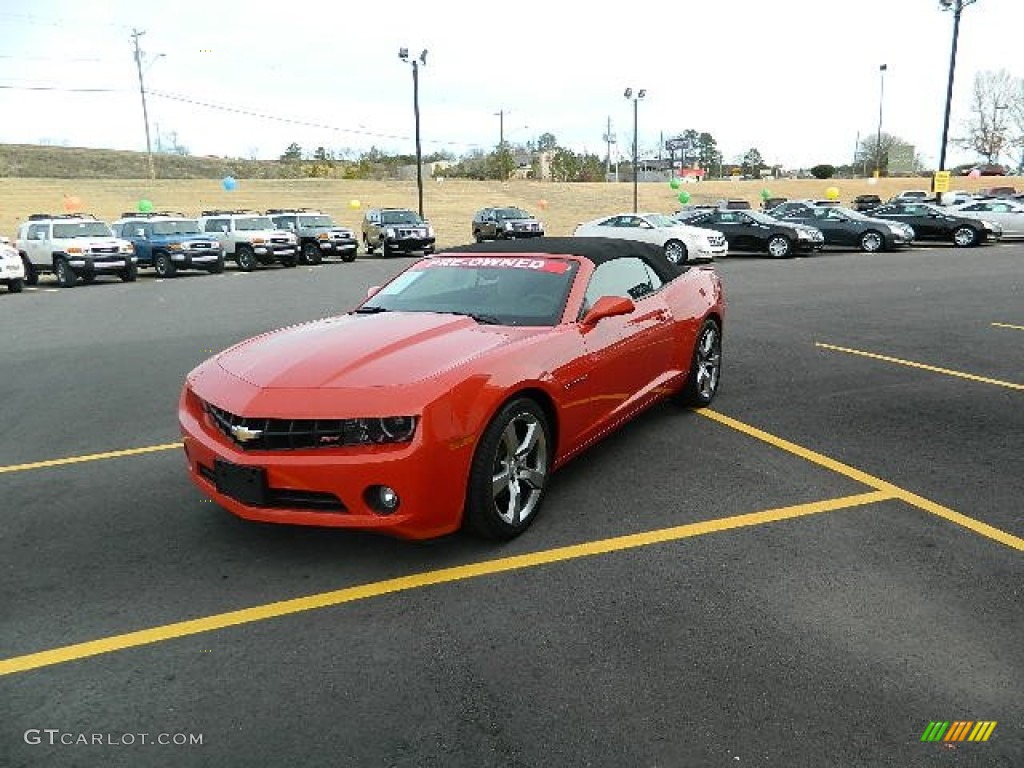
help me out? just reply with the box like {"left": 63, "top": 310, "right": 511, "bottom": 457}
{"left": 138, "top": 199, "right": 154, "bottom": 212}
{"left": 669, "top": 177, "right": 681, "bottom": 190}
{"left": 677, "top": 191, "right": 691, "bottom": 205}
{"left": 760, "top": 189, "right": 772, "bottom": 200}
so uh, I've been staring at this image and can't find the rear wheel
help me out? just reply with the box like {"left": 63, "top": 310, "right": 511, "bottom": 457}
{"left": 464, "top": 398, "right": 551, "bottom": 540}
{"left": 154, "top": 252, "right": 177, "bottom": 277}
{"left": 21, "top": 256, "right": 38, "bottom": 286}
{"left": 54, "top": 257, "right": 76, "bottom": 287}
{"left": 6, "top": 278, "right": 23, "bottom": 293}
{"left": 664, "top": 239, "right": 688, "bottom": 264}
{"left": 236, "top": 245, "right": 257, "bottom": 271}
{"left": 676, "top": 318, "right": 722, "bottom": 407}
{"left": 859, "top": 230, "right": 884, "bottom": 252}
{"left": 301, "top": 242, "right": 322, "bottom": 265}
{"left": 766, "top": 235, "right": 792, "bottom": 258}
{"left": 952, "top": 226, "right": 978, "bottom": 247}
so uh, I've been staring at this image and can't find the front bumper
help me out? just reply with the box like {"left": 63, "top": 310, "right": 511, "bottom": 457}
{"left": 68, "top": 256, "right": 133, "bottom": 273}
{"left": 172, "top": 249, "right": 223, "bottom": 267}
{"left": 178, "top": 385, "right": 471, "bottom": 539}
{"left": 385, "top": 237, "right": 435, "bottom": 253}
{"left": 319, "top": 239, "right": 358, "bottom": 254}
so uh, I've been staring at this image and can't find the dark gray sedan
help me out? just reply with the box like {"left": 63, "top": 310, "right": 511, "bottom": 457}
{"left": 768, "top": 201, "right": 915, "bottom": 252}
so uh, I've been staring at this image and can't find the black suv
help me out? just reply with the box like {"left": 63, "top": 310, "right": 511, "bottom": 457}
{"left": 471, "top": 207, "right": 544, "bottom": 241}
{"left": 361, "top": 208, "right": 435, "bottom": 256}
{"left": 767, "top": 201, "right": 914, "bottom": 252}
{"left": 866, "top": 201, "right": 1001, "bottom": 247}
{"left": 852, "top": 194, "right": 882, "bottom": 212}
{"left": 266, "top": 209, "right": 358, "bottom": 264}
{"left": 678, "top": 208, "right": 824, "bottom": 258}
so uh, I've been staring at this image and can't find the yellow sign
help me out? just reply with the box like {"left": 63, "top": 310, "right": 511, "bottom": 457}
{"left": 933, "top": 171, "right": 951, "bottom": 193}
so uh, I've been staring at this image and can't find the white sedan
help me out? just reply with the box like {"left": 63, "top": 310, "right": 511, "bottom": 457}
{"left": 952, "top": 198, "right": 1024, "bottom": 239}
{"left": 0, "top": 236, "right": 25, "bottom": 293}
{"left": 573, "top": 212, "right": 727, "bottom": 264}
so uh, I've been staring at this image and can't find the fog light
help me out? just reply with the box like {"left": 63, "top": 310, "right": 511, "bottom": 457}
{"left": 366, "top": 485, "right": 400, "bottom": 514}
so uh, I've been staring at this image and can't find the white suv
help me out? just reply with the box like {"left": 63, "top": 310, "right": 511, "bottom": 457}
{"left": 1, "top": 236, "right": 25, "bottom": 293}
{"left": 196, "top": 210, "right": 298, "bottom": 271}
{"left": 16, "top": 214, "right": 137, "bottom": 287}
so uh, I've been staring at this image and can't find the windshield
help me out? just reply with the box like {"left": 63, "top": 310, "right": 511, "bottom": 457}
{"left": 235, "top": 217, "right": 277, "bottom": 231}
{"left": 152, "top": 220, "right": 203, "bottom": 235}
{"left": 494, "top": 208, "right": 530, "bottom": 220}
{"left": 360, "top": 257, "right": 578, "bottom": 327}
{"left": 298, "top": 215, "right": 335, "bottom": 228}
{"left": 380, "top": 210, "right": 423, "bottom": 226}
{"left": 53, "top": 222, "right": 114, "bottom": 238}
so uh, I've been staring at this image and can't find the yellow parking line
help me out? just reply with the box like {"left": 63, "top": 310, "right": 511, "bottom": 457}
{"left": 992, "top": 322, "right": 1024, "bottom": 331}
{"left": 0, "top": 490, "right": 890, "bottom": 677}
{"left": 698, "top": 409, "right": 1024, "bottom": 552}
{"left": 816, "top": 342, "right": 1024, "bottom": 391}
{"left": 0, "top": 443, "right": 181, "bottom": 475}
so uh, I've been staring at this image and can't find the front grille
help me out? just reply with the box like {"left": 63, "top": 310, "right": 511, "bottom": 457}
{"left": 205, "top": 402, "right": 390, "bottom": 451}
{"left": 269, "top": 236, "right": 292, "bottom": 245}
{"left": 90, "top": 246, "right": 118, "bottom": 254}
{"left": 708, "top": 234, "right": 726, "bottom": 246}
{"left": 197, "top": 463, "right": 346, "bottom": 511}
{"left": 190, "top": 242, "right": 214, "bottom": 249}
{"left": 395, "top": 227, "right": 427, "bottom": 238}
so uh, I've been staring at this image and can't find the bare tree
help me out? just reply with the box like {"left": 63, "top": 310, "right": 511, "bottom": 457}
{"left": 958, "top": 69, "right": 1019, "bottom": 164}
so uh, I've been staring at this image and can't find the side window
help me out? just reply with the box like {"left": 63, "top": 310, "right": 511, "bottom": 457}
{"left": 28, "top": 223, "right": 48, "bottom": 240}
{"left": 582, "top": 257, "right": 663, "bottom": 314}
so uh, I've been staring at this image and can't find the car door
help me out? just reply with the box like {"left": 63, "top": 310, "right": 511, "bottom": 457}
{"left": 874, "top": 203, "right": 924, "bottom": 238}
{"left": 24, "top": 222, "right": 49, "bottom": 267}
{"left": 563, "top": 257, "right": 675, "bottom": 447}
{"left": 702, "top": 211, "right": 748, "bottom": 250}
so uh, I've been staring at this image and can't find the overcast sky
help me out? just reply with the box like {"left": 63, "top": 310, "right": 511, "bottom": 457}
{"left": 1, "top": 0, "right": 1021, "bottom": 169}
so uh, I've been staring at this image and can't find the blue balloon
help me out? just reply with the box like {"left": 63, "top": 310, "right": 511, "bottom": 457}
{"left": 222, "top": 176, "right": 238, "bottom": 191}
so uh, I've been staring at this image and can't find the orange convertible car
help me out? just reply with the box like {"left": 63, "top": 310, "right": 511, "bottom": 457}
{"left": 178, "top": 238, "right": 725, "bottom": 540}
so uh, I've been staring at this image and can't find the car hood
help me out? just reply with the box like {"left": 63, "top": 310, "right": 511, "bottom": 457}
{"left": 215, "top": 311, "right": 525, "bottom": 389}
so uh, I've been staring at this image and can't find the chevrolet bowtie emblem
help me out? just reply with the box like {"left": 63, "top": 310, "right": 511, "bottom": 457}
{"left": 230, "top": 425, "right": 263, "bottom": 443}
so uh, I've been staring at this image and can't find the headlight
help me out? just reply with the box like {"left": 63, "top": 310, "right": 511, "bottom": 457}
{"left": 169, "top": 243, "right": 183, "bottom": 251}
{"left": 318, "top": 233, "right": 329, "bottom": 241}
{"left": 385, "top": 228, "right": 396, "bottom": 238}
{"left": 121, "top": 244, "right": 134, "bottom": 253}
{"left": 427, "top": 226, "right": 435, "bottom": 237}
{"left": 350, "top": 416, "right": 418, "bottom": 444}
{"left": 981, "top": 220, "right": 1001, "bottom": 233}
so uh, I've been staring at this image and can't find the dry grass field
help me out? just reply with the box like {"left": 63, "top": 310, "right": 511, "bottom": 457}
{"left": 1, "top": 175, "right": 1020, "bottom": 250}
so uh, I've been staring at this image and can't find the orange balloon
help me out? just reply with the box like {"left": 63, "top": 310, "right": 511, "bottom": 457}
{"left": 537, "top": 199, "right": 548, "bottom": 210}
{"left": 63, "top": 195, "right": 82, "bottom": 213}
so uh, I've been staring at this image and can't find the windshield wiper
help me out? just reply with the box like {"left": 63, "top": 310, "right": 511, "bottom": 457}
{"left": 353, "top": 305, "right": 388, "bottom": 314}
{"left": 442, "top": 311, "right": 502, "bottom": 325}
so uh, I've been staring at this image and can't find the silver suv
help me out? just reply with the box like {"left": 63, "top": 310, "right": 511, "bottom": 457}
{"left": 196, "top": 210, "right": 298, "bottom": 271}
{"left": 15, "top": 213, "right": 137, "bottom": 287}
{"left": 266, "top": 209, "right": 358, "bottom": 264}
{"left": 361, "top": 208, "right": 435, "bottom": 256}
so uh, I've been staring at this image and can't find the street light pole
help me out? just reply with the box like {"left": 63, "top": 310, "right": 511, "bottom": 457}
{"left": 937, "top": 0, "right": 978, "bottom": 174}
{"left": 875, "top": 64, "right": 887, "bottom": 177}
{"left": 399, "top": 48, "right": 428, "bottom": 219}
{"left": 131, "top": 28, "right": 156, "bottom": 180}
{"left": 624, "top": 87, "right": 646, "bottom": 214}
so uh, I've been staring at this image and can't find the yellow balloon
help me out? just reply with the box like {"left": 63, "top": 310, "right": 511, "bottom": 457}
{"left": 825, "top": 186, "right": 840, "bottom": 200}
{"left": 349, "top": 199, "right": 361, "bottom": 209}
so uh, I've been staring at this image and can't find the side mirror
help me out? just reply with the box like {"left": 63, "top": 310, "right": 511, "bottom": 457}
{"left": 581, "top": 295, "right": 635, "bottom": 327}
{"left": 366, "top": 285, "right": 381, "bottom": 298}
{"left": 135, "top": 228, "right": 147, "bottom": 238}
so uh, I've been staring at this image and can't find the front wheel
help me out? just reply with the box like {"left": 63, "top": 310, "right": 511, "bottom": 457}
{"left": 301, "top": 242, "right": 322, "bottom": 265}
{"left": 664, "top": 239, "right": 688, "bottom": 264}
{"left": 766, "top": 235, "right": 792, "bottom": 258}
{"left": 676, "top": 318, "right": 722, "bottom": 407}
{"left": 464, "top": 398, "right": 551, "bottom": 540}
{"left": 341, "top": 250, "right": 357, "bottom": 263}
{"left": 154, "top": 252, "right": 177, "bottom": 277}
{"left": 952, "top": 226, "right": 978, "bottom": 247}
{"left": 236, "top": 245, "right": 257, "bottom": 271}
{"left": 363, "top": 237, "right": 375, "bottom": 255}
{"left": 120, "top": 261, "right": 138, "bottom": 282}
{"left": 859, "top": 230, "right": 884, "bottom": 253}
{"left": 54, "top": 257, "right": 76, "bottom": 287}
{"left": 208, "top": 255, "right": 225, "bottom": 274}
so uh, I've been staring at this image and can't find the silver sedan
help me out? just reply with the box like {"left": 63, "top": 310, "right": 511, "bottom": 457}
{"left": 952, "top": 199, "right": 1024, "bottom": 239}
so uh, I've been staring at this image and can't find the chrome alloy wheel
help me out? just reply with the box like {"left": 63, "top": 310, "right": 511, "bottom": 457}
{"left": 693, "top": 323, "right": 722, "bottom": 401}
{"left": 491, "top": 412, "right": 548, "bottom": 527}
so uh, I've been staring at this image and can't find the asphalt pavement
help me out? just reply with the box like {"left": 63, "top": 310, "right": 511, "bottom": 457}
{"left": 1, "top": 241, "right": 1021, "bottom": 767}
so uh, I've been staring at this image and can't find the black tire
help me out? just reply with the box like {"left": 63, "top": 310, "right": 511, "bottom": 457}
{"left": 859, "top": 230, "right": 884, "bottom": 253}
{"left": 341, "top": 250, "right": 357, "bottom": 263}
{"left": 54, "top": 257, "right": 76, "bottom": 287}
{"left": 664, "top": 239, "right": 688, "bottom": 264}
{"left": 120, "top": 261, "right": 138, "bottom": 282}
{"left": 6, "top": 278, "right": 23, "bottom": 293}
{"left": 380, "top": 239, "right": 391, "bottom": 257}
{"left": 80, "top": 273, "right": 96, "bottom": 284}
{"left": 154, "top": 252, "right": 177, "bottom": 277}
{"left": 464, "top": 398, "right": 551, "bottom": 540}
{"left": 473, "top": 229, "right": 484, "bottom": 243}
{"left": 363, "top": 236, "right": 375, "bottom": 255}
{"left": 279, "top": 254, "right": 297, "bottom": 268}
{"left": 208, "top": 254, "right": 225, "bottom": 274}
{"left": 301, "top": 242, "right": 322, "bottom": 265}
{"left": 236, "top": 245, "right": 257, "bottom": 271}
{"left": 952, "top": 225, "right": 978, "bottom": 247}
{"left": 423, "top": 245, "right": 435, "bottom": 255}
{"left": 21, "top": 256, "right": 38, "bottom": 286}
{"left": 766, "top": 235, "right": 792, "bottom": 258}
{"left": 676, "top": 318, "right": 722, "bottom": 407}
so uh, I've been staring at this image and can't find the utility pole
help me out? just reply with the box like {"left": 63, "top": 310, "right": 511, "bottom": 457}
{"left": 495, "top": 109, "right": 505, "bottom": 147}
{"left": 131, "top": 28, "right": 156, "bottom": 180}
{"left": 602, "top": 116, "right": 616, "bottom": 181}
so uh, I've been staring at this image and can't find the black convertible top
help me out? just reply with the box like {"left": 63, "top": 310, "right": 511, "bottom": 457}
{"left": 439, "top": 236, "right": 687, "bottom": 283}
